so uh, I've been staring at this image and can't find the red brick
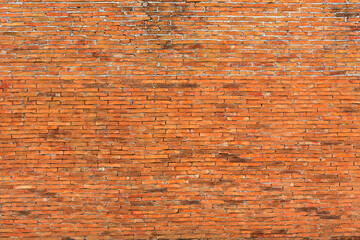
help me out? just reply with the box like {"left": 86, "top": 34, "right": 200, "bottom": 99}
{"left": 1, "top": 0, "right": 360, "bottom": 239}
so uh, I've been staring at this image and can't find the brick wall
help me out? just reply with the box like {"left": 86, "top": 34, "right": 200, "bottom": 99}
{"left": 1, "top": 0, "right": 360, "bottom": 239}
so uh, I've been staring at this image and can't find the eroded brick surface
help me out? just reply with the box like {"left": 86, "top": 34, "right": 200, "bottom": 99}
{"left": 1, "top": 0, "right": 360, "bottom": 239}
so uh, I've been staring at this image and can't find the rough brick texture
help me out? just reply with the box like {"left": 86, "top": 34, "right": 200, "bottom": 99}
{"left": 1, "top": 0, "right": 360, "bottom": 239}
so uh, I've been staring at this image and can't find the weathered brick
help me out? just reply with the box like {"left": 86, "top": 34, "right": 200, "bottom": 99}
{"left": 1, "top": 0, "right": 360, "bottom": 239}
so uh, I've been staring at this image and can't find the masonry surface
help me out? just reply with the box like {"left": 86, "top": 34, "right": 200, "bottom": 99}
{"left": 1, "top": 0, "right": 360, "bottom": 239}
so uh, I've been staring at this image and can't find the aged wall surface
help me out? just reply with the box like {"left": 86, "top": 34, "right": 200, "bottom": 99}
{"left": 1, "top": 0, "right": 360, "bottom": 239}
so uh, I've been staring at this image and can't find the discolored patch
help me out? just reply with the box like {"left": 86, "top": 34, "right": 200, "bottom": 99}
{"left": 341, "top": 107, "right": 360, "bottom": 113}
{"left": 218, "top": 153, "right": 251, "bottom": 163}
{"left": 187, "top": 44, "right": 203, "bottom": 49}
{"left": 169, "top": 150, "right": 193, "bottom": 160}
{"left": 321, "top": 141, "right": 343, "bottom": 146}
{"left": 261, "top": 186, "right": 283, "bottom": 191}
{"left": 145, "top": 188, "right": 168, "bottom": 193}
{"left": 335, "top": 13, "right": 359, "bottom": 18}
{"left": 161, "top": 40, "right": 173, "bottom": 50}
{"left": 189, "top": 178, "right": 236, "bottom": 188}
{"left": 251, "top": 230, "right": 265, "bottom": 238}
{"left": 177, "top": 83, "right": 199, "bottom": 88}
{"left": 37, "top": 92, "right": 59, "bottom": 97}
{"left": 280, "top": 170, "right": 299, "bottom": 174}
{"left": 1, "top": 32, "right": 21, "bottom": 36}
{"left": 313, "top": 174, "right": 339, "bottom": 180}
{"left": 350, "top": 26, "right": 360, "bottom": 31}
{"left": 297, "top": 207, "right": 342, "bottom": 220}
{"left": 62, "top": 237, "right": 75, "bottom": 240}
{"left": 41, "top": 192, "right": 57, "bottom": 198}
{"left": 332, "top": 237, "right": 360, "bottom": 240}
{"left": 83, "top": 83, "right": 109, "bottom": 88}
{"left": 329, "top": 71, "right": 347, "bottom": 75}
{"left": 15, "top": 210, "right": 31, "bottom": 216}
{"left": 272, "top": 229, "right": 287, "bottom": 234}
{"left": 296, "top": 207, "right": 318, "bottom": 213}
{"left": 130, "top": 201, "right": 155, "bottom": 206}
{"left": 321, "top": 215, "right": 341, "bottom": 220}
{"left": 152, "top": 83, "right": 177, "bottom": 88}
{"left": 266, "top": 161, "right": 285, "bottom": 167}
{"left": 180, "top": 200, "right": 201, "bottom": 205}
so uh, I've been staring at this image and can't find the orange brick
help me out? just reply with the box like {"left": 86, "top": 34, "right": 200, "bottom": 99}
{"left": 1, "top": 0, "right": 360, "bottom": 239}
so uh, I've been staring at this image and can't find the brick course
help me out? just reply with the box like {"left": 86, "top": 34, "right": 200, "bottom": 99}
{"left": 1, "top": 0, "right": 360, "bottom": 239}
